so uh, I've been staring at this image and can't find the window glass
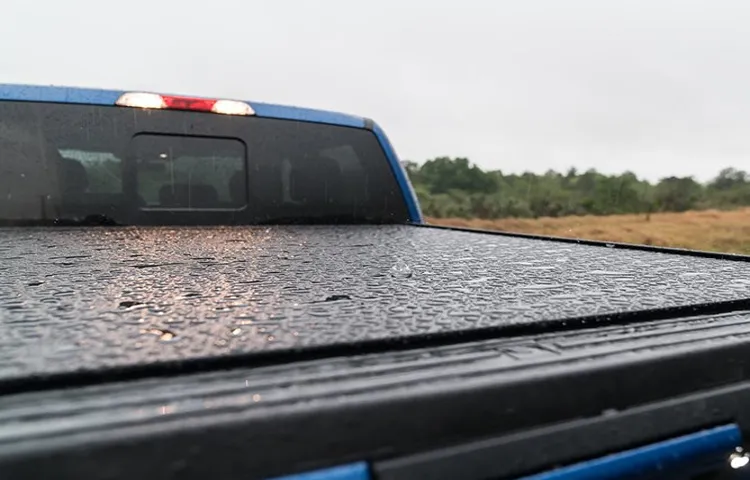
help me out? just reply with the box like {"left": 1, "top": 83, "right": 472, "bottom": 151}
{"left": 132, "top": 134, "right": 246, "bottom": 210}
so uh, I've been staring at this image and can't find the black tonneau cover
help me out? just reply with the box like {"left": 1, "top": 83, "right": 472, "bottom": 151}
{"left": 2, "top": 224, "right": 750, "bottom": 390}
{"left": 4, "top": 224, "right": 750, "bottom": 479}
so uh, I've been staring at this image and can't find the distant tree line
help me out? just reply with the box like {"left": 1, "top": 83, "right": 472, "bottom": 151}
{"left": 403, "top": 157, "right": 750, "bottom": 219}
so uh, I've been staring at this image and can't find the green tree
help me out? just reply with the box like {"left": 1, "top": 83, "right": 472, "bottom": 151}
{"left": 406, "top": 157, "right": 750, "bottom": 219}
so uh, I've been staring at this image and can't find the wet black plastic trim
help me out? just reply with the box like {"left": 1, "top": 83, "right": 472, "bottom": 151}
{"left": 5, "top": 336, "right": 750, "bottom": 479}
{"left": 374, "top": 382, "right": 750, "bottom": 480}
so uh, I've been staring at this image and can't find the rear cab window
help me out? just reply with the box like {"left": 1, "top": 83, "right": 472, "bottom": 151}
{"left": 0, "top": 99, "right": 409, "bottom": 225}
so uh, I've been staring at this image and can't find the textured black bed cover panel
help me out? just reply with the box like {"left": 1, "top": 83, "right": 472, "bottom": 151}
{"left": 2, "top": 224, "right": 750, "bottom": 386}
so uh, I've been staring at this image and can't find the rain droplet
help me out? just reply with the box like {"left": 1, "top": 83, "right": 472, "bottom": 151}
{"left": 119, "top": 300, "right": 143, "bottom": 309}
{"left": 324, "top": 294, "right": 351, "bottom": 302}
{"left": 141, "top": 328, "right": 177, "bottom": 342}
{"left": 390, "top": 260, "right": 413, "bottom": 279}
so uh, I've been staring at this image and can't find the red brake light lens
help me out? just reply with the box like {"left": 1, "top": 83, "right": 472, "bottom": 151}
{"left": 161, "top": 95, "right": 216, "bottom": 112}
{"left": 115, "top": 92, "right": 255, "bottom": 116}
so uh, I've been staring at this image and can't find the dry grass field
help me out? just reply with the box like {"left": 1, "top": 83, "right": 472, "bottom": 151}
{"left": 428, "top": 207, "right": 750, "bottom": 255}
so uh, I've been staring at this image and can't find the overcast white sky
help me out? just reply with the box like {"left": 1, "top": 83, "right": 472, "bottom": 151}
{"left": 1, "top": 0, "right": 749, "bottom": 182}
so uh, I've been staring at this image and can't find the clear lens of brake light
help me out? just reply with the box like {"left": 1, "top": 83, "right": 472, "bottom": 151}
{"left": 115, "top": 92, "right": 166, "bottom": 109}
{"left": 211, "top": 99, "right": 255, "bottom": 115}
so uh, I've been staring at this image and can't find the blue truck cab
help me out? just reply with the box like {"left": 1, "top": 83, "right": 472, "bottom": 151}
{"left": 0, "top": 83, "right": 423, "bottom": 226}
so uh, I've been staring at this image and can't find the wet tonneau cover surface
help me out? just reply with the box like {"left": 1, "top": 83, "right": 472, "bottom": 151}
{"left": 2, "top": 225, "right": 750, "bottom": 382}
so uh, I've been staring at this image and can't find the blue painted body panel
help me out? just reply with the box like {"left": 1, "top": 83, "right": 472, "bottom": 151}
{"left": 265, "top": 462, "right": 370, "bottom": 480}
{"left": 250, "top": 101, "right": 364, "bottom": 129}
{"left": 371, "top": 121, "right": 424, "bottom": 224}
{"left": 0, "top": 83, "right": 423, "bottom": 223}
{"left": 518, "top": 424, "right": 742, "bottom": 480}
{"left": 0, "top": 83, "right": 123, "bottom": 105}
